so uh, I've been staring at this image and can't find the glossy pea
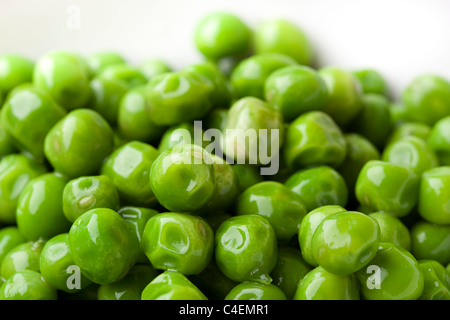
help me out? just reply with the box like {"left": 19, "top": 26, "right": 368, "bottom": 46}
{"left": 39, "top": 233, "right": 91, "bottom": 293}
{"left": 283, "top": 111, "right": 347, "bottom": 170}
{"left": 98, "top": 64, "right": 147, "bottom": 88}
{"left": 352, "top": 68, "right": 388, "bottom": 96}
{"left": 68, "top": 208, "right": 140, "bottom": 284}
{"left": 0, "top": 84, "right": 67, "bottom": 160}
{"left": 225, "top": 281, "right": 287, "bottom": 300}
{"left": 230, "top": 52, "right": 298, "bottom": 100}
{"left": 98, "top": 264, "right": 159, "bottom": 300}
{"left": 157, "top": 122, "right": 205, "bottom": 153}
{"left": 264, "top": 65, "right": 329, "bottom": 122}
{"left": 0, "top": 54, "right": 34, "bottom": 94}
{"left": 62, "top": 175, "right": 120, "bottom": 223}
{"left": 285, "top": 165, "right": 348, "bottom": 213}
{"left": 368, "top": 211, "right": 411, "bottom": 251}
{"left": 0, "top": 154, "right": 47, "bottom": 224}
{"left": 0, "top": 226, "right": 27, "bottom": 266}
{"left": 141, "top": 270, "right": 208, "bottom": 300}
{"left": 236, "top": 181, "right": 307, "bottom": 244}
{"left": 410, "top": 220, "right": 450, "bottom": 266}
{"left": 215, "top": 214, "right": 278, "bottom": 284}
{"left": 356, "top": 242, "right": 424, "bottom": 300}
{"left": 139, "top": 58, "right": 172, "bottom": 80}
{"left": 427, "top": 115, "right": 450, "bottom": 166}
{"left": 44, "top": 108, "right": 114, "bottom": 179}
{"left": 293, "top": 266, "right": 360, "bottom": 300}
{"left": 142, "top": 212, "right": 214, "bottom": 275}
{"left": 355, "top": 160, "right": 420, "bottom": 218}
{"left": 418, "top": 166, "right": 450, "bottom": 224}
{"left": 418, "top": 260, "right": 450, "bottom": 300}
{"left": 0, "top": 270, "right": 57, "bottom": 300}
{"left": 85, "top": 51, "right": 126, "bottom": 75}
{"left": 16, "top": 172, "right": 71, "bottom": 241}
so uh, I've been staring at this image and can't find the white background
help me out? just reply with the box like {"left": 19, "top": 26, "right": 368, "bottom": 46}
{"left": 1, "top": 0, "right": 449, "bottom": 100}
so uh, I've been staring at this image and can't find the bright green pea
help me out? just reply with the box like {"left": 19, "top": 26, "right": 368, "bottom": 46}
{"left": 231, "top": 164, "right": 264, "bottom": 191}
{"left": 318, "top": 66, "right": 363, "bottom": 128}
{"left": 402, "top": 74, "right": 450, "bottom": 126}
{"left": 139, "top": 58, "right": 172, "bottom": 80}
{"left": 418, "top": 166, "right": 450, "bottom": 224}
{"left": 85, "top": 51, "right": 126, "bottom": 75}
{"left": 142, "top": 212, "right": 214, "bottom": 275}
{"left": 0, "top": 239, "right": 46, "bottom": 280}
{"left": 0, "top": 84, "right": 67, "bottom": 160}
{"left": 427, "top": 115, "right": 450, "bottom": 166}
{"left": 0, "top": 54, "right": 34, "bottom": 94}
{"left": 0, "top": 270, "right": 57, "bottom": 300}
{"left": 225, "top": 281, "right": 287, "bottom": 300}
{"left": 418, "top": 260, "right": 450, "bottom": 300}
{"left": 62, "top": 175, "right": 120, "bottom": 223}
{"left": 283, "top": 111, "right": 347, "bottom": 170}
{"left": 254, "top": 18, "right": 313, "bottom": 66}
{"left": 194, "top": 12, "right": 251, "bottom": 61}
{"left": 356, "top": 242, "right": 424, "bottom": 300}
{"left": 157, "top": 122, "right": 205, "bottom": 153}
{"left": 150, "top": 144, "right": 216, "bottom": 212}
{"left": 410, "top": 220, "right": 450, "bottom": 266}
{"left": 0, "top": 154, "right": 47, "bottom": 224}
{"left": 0, "top": 227, "right": 27, "bottom": 266}
{"left": 270, "top": 246, "right": 312, "bottom": 299}
{"left": 264, "top": 65, "right": 329, "bottom": 122}
{"left": 69, "top": 208, "right": 140, "bottom": 284}
{"left": 33, "top": 50, "right": 91, "bottom": 110}
{"left": 352, "top": 69, "right": 389, "bottom": 96}
{"left": 285, "top": 166, "right": 348, "bottom": 212}
{"left": 355, "top": 160, "right": 420, "bottom": 218}
{"left": 312, "top": 211, "right": 380, "bottom": 275}
{"left": 98, "top": 264, "right": 158, "bottom": 300}
{"left": 16, "top": 172, "right": 71, "bottom": 241}
{"left": 293, "top": 266, "right": 360, "bottom": 300}
{"left": 141, "top": 270, "right": 208, "bottom": 300}
{"left": 348, "top": 93, "right": 393, "bottom": 149}
{"left": 387, "top": 121, "right": 431, "bottom": 144}
{"left": 146, "top": 71, "right": 213, "bottom": 126}
{"left": 230, "top": 52, "right": 298, "bottom": 100}
{"left": 298, "top": 205, "right": 347, "bottom": 266}
{"left": 39, "top": 233, "right": 91, "bottom": 293}
{"left": 236, "top": 181, "right": 307, "bottom": 244}
{"left": 116, "top": 85, "right": 166, "bottom": 144}
{"left": 215, "top": 214, "right": 278, "bottom": 284}
{"left": 368, "top": 211, "right": 411, "bottom": 251}
{"left": 44, "top": 108, "right": 114, "bottom": 179}
{"left": 98, "top": 64, "right": 147, "bottom": 88}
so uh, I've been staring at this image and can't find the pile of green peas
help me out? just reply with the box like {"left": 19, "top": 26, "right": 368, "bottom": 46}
{"left": 0, "top": 11, "right": 449, "bottom": 301}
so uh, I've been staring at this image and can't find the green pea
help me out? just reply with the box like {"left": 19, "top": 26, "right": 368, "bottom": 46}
{"left": 231, "top": 164, "right": 264, "bottom": 191}
{"left": 39, "top": 233, "right": 91, "bottom": 293}
{"left": 298, "top": 205, "right": 347, "bottom": 266}
{"left": 117, "top": 85, "right": 166, "bottom": 144}
{"left": 0, "top": 110, "right": 17, "bottom": 158}
{"left": 418, "top": 166, "right": 450, "bottom": 224}
{"left": 0, "top": 239, "right": 46, "bottom": 280}
{"left": 16, "top": 172, "right": 71, "bottom": 241}
{"left": 62, "top": 175, "right": 120, "bottom": 223}
{"left": 225, "top": 281, "right": 287, "bottom": 300}
{"left": 402, "top": 74, "right": 450, "bottom": 126}
{"left": 285, "top": 165, "right": 348, "bottom": 212}
{"left": 194, "top": 12, "right": 251, "bottom": 61}
{"left": 230, "top": 52, "right": 298, "bottom": 100}
{"left": 236, "top": 181, "right": 307, "bottom": 244}
{"left": 355, "top": 160, "right": 420, "bottom": 218}
{"left": 283, "top": 111, "right": 347, "bottom": 170}
{"left": 44, "top": 108, "right": 114, "bottom": 179}
{"left": 215, "top": 214, "right": 278, "bottom": 284}
{"left": 254, "top": 18, "right": 313, "bottom": 66}
{"left": 318, "top": 66, "right": 363, "bottom": 128}
{"left": 98, "top": 264, "right": 159, "bottom": 300}
{"left": 157, "top": 123, "right": 205, "bottom": 153}
{"left": 387, "top": 121, "right": 431, "bottom": 144}
{"left": 68, "top": 208, "right": 140, "bottom": 284}
{"left": 150, "top": 144, "right": 215, "bottom": 212}
{"left": 0, "top": 270, "right": 57, "bottom": 300}
{"left": 141, "top": 270, "right": 208, "bottom": 300}
{"left": 410, "top": 220, "right": 450, "bottom": 266}
{"left": 0, "top": 154, "right": 47, "bottom": 224}
{"left": 293, "top": 266, "right": 360, "bottom": 300}
{"left": 368, "top": 212, "right": 411, "bottom": 251}
{"left": 270, "top": 246, "right": 312, "bottom": 299}
{"left": 356, "top": 242, "right": 424, "bottom": 300}
{"left": 0, "top": 54, "right": 34, "bottom": 94}
{"left": 85, "top": 51, "right": 126, "bottom": 75}
{"left": 146, "top": 71, "right": 213, "bottom": 126}
{"left": 418, "top": 260, "right": 450, "bottom": 300}
{"left": 264, "top": 65, "right": 329, "bottom": 122}
{"left": 98, "top": 64, "right": 147, "bottom": 88}
{"left": 427, "top": 115, "right": 450, "bottom": 166}
{"left": 33, "top": 50, "right": 91, "bottom": 110}
{"left": 0, "top": 227, "right": 27, "bottom": 266}
{"left": 139, "top": 58, "right": 172, "bottom": 80}
{"left": 352, "top": 69, "right": 389, "bottom": 96}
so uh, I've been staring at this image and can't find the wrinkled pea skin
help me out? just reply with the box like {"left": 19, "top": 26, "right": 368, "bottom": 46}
{"left": 418, "top": 260, "right": 450, "bottom": 300}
